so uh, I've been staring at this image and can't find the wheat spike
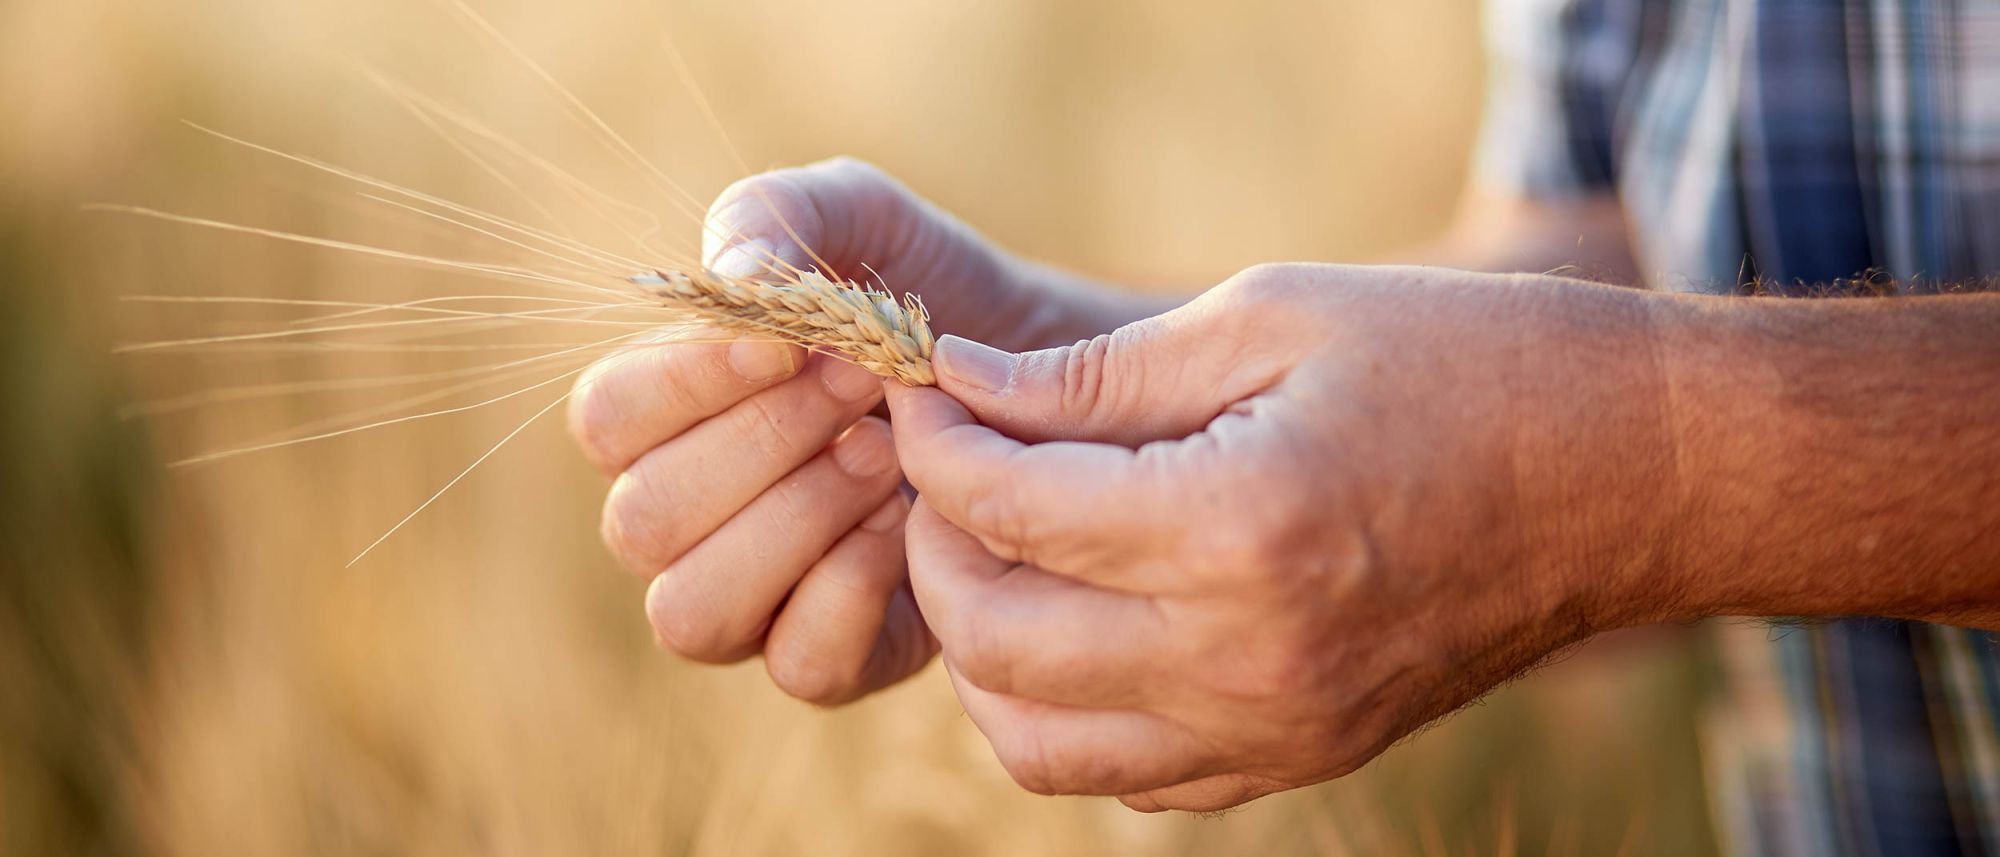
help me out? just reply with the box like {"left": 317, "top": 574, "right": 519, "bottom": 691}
{"left": 633, "top": 268, "right": 937, "bottom": 385}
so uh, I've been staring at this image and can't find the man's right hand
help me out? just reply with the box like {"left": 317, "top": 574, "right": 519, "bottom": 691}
{"left": 567, "top": 158, "right": 1157, "bottom": 704}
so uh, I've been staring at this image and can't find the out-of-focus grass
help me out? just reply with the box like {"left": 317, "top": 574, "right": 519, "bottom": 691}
{"left": 1, "top": 0, "right": 1719, "bottom": 854}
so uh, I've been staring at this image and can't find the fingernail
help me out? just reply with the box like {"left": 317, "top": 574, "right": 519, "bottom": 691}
{"left": 709, "top": 237, "right": 779, "bottom": 279}
{"left": 834, "top": 422, "right": 897, "bottom": 478}
{"left": 859, "top": 495, "right": 909, "bottom": 532}
{"left": 935, "top": 335, "right": 1014, "bottom": 394}
{"left": 822, "top": 360, "right": 884, "bottom": 403}
{"left": 728, "top": 339, "right": 798, "bottom": 382}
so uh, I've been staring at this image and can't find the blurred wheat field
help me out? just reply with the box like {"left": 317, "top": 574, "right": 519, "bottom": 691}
{"left": 0, "top": 0, "right": 1719, "bottom": 854}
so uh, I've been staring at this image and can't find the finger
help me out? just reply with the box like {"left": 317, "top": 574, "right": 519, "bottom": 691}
{"left": 601, "top": 354, "right": 883, "bottom": 574}
{"left": 1117, "top": 774, "right": 1288, "bottom": 814}
{"left": 764, "top": 494, "right": 940, "bottom": 704}
{"left": 906, "top": 500, "right": 1170, "bottom": 709}
{"left": 945, "top": 663, "right": 1215, "bottom": 797}
{"left": 703, "top": 158, "right": 1047, "bottom": 350}
{"left": 885, "top": 383, "right": 1186, "bottom": 575}
{"left": 568, "top": 330, "right": 804, "bottom": 474}
{"left": 644, "top": 417, "right": 903, "bottom": 662}
{"left": 924, "top": 274, "right": 1306, "bottom": 446}
{"left": 703, "top": 156, "right": 956, "bottom": 285}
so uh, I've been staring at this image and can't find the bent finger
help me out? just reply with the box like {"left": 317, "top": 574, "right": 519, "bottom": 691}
{"left": 1117, "top": 774, "right": 1288, "bottom": 814}
{"left": 601, "top": 355, "right": 883, "bottom": 574}
{"left": 568, "top": 328, "right": 804, "bottom": 474}
{"left": 885, "top": 383, "right": 1187, "bottom": 576}
{"left": 703, "top": 157, "right": 912, "bottom": 281}
{"left": 906, "top": 500, "right": 1171, "bottom": 710}
{"left": 765, "top": 495, "right": 939, "bottom": 705}
{"left": 645, "top": 418, "right": 904, "bottom": 663}
{"left": 946, "top": 663, "right": 1216, "bottom": 797}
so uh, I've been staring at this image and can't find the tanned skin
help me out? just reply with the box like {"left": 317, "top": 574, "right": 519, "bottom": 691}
{"left": 570, "top": 160, "right": 2000, "bottom": 811}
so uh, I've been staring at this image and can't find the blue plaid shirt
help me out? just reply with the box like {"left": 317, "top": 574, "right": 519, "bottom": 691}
{"left": 1477, "top": 0, "right": 2000, "bottom": 854}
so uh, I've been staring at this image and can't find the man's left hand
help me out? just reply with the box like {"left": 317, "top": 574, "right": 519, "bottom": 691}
{"left": 884, "top": 263, "right": 1685, "bottom": 812}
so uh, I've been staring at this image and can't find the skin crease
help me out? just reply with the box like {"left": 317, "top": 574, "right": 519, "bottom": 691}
{"left": 570, "top": 158, "right": 2000, "bottom": 811}
{"left": 884, "top": 268, "right": 2000, "bottom": 811}
{"left": 568, "top": 158, "right": 1173, "bottom": 705}
{"left": 882, "top": 267, "right": 1685, "bottom": 811}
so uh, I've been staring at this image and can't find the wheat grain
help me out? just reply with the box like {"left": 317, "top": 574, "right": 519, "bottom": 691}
{"left": 633, "top": 268, "right": 937, "bottom": 385}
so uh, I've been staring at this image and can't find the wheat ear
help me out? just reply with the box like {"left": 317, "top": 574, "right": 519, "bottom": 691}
{"left": 634, "top": 268, "right": 937, "bottom": 385}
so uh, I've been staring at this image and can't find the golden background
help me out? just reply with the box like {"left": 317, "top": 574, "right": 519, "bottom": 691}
{"left": 0, "top": 0, "right": 1715, "bottom": 853}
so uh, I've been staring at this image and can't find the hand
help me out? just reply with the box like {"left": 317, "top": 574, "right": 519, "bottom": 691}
{"left": 885, "top": 263, "right": 1684, "bottom": 810}
{"left": 567, "top": 158, "right": 1157, "bottom": 704}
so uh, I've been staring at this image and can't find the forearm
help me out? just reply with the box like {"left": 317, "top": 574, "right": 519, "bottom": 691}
{"left": 1652, "top": 293, "right": 2000, "bottom": 628}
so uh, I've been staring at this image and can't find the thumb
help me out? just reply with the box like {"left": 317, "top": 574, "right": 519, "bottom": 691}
{"left": 702, "top": 162, "right": 832, "bottom": 280}
{"left": 702, "top": 156, "right": 921, "bottom": 281}
{"left": 927, "top": 302, "right": 1286, "bottom": 446}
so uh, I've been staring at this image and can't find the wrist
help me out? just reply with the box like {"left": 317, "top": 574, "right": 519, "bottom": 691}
{"left": 1646, "top": 295, "right": 1878, "bottom": 622}
{"left": 1498, "top": 278, "right": 1695, "bottom": 633}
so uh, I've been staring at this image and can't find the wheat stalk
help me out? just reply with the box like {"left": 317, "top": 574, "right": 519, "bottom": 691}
{"left": 633, "top": 267, "right": 937, "bottom": 385}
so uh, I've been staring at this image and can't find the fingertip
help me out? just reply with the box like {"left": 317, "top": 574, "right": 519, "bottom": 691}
{"left": 901, "top": 496, "right": 995, "bottom": 584}
{"left": 900, "top": 497, "right": 953, "bottom": 571}
{"left": 903, "top": 495, "right": 945, "bottom": 541}
{"left": 857, "top": 487, "right": 910, "bottom": 533}
{"left": 881, "top": 378, "right": 922, "bottom": 410}
{"left": 883, "top": 382, "right": 974, "bottom": 435}
{"left": 1117, "top": 793, "right": 1170, "bottom": 814}
{"left": 642, "top": 572, "right": 672, "bottom": 650}
{"left": 832, "top": 416, "right": 899, "bottom": 479}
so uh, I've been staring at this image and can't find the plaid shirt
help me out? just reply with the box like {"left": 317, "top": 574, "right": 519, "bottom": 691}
{"left": 1477, "top": 0, "right": 2000, "bottom": 854}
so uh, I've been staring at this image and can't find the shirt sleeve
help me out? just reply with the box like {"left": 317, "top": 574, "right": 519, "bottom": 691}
{"left": 1473, "top": 0, "right": 1646, "bottom": 200}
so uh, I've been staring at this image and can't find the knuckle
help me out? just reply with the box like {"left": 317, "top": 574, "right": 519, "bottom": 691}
{"left": 1216, "top": 262, "right": 1311, "bottom": 309}
{"left": 946, "top": 611, "right": 1015, "bottom": 696}
{"left": 992, "top": 728, "right": 1059, "bottom": 796}
{"left": 734, "top": 392, "right": 803, "bottom": 464}
{"left": 993, "top": 727, "right": 1121, "bottom": 796}
{"left": 757, "top": 477, "right": 822, "bottom": 536}
{"left": 1030, "top": 323, "right": 1155, "bottom": 436}
{"left": 1054, "top": 333, "right": 1118, "bottom": 426}
{"left": 1240, "top": 633, "right": 1325, "bottom": 702}
{"left": 810, "top": 539, "right": 901, "bottom": 602}
{"left": 1185, "top": 511, "right": 1283, "bottom": 579}
{"left": 957, "top": 477, "right": 1030, "bottom": 559}
{"left": 1053, "top": 753, "right": 1129, "bottom": 796}
{"left": 1201, "top": 629, "right": 1317, "bottom": 704}
{"left": 569, "top": 341, "right": 737, "bottom": 473}
{"left": 1184, "top": 458, "right": 1313, "bottom": 582}
{"left": 659, "top": 341, "right": 743, "bottom": 401}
